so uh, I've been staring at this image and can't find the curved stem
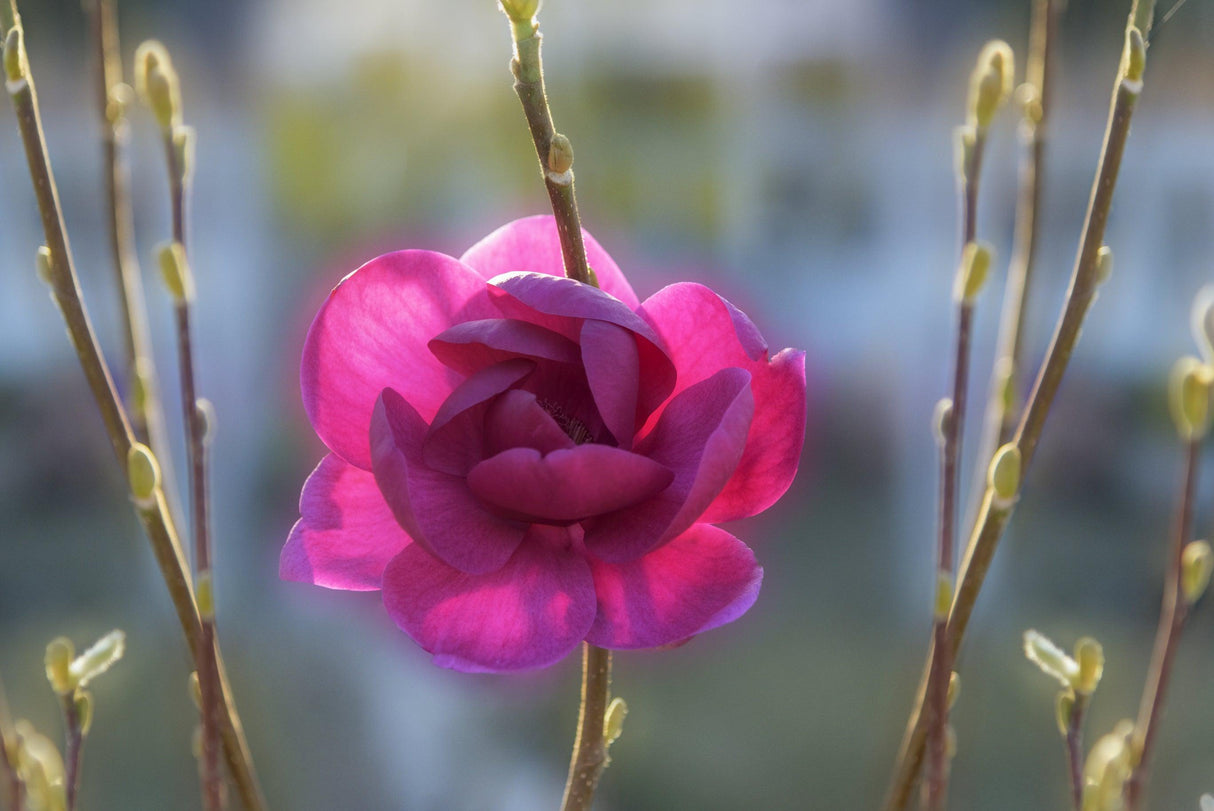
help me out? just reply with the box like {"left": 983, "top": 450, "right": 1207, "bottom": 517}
{"left": 560, "top": 644, "right": 612, "bottom": 811}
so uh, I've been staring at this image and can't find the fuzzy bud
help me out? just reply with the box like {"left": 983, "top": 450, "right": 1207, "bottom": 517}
{"left": 196, "top": 571, "right": 215, "bottom": 621}
{"left": 954, "top": 241, "right": 993, "bottom": 303}
{"left": 934, "top": 570, "right": 953, "bottom": 621}
{"left": 548, "top": 133, "right": 574, "bottom": 175}
{"left": 35, "top": 246, "right": 52, "bottom": 285}
{"left": 1094, "top": 245, "right": 1114, "bottom": 286}
{"left": 127, "top": 443, "right": 161, "bottom": 508}
{"left": 987, "top": 443, "right": 1021, "bottom": 509}
{"left": 953, "top": 125, "right": 976, "bottom": 184}
{"left": 1084, "top": 720, "right": 1136, "bottom": 811}
{"left": 499, "top": 0, "right": 541, "bottom": 22}
{"left": 603, "top": 697, "right": 627, "bottom": 746}
{"left": 1055, "top": 689, "right": 1074, "bottom": 737}
{"left": 172, "top": 125, "right": 195, "bottom": 186}
{"left": 3, "top": 25, "right": 23, "bottom": 83}
{"left": 947, "top": 671, "right": 960, "bottom": 710}
{"left": 1181, "top": 540, "right": 1213, "bottom": 605}
{"left": 1023, "top": 629, "right": 1079, "bottom": 689}
{"left": 133, "top": 40, "right": 180, "bottom": 131}
{"left": 157, "top": 241, "right": 194, "bottom": 303}
{"left": 188, "top": 671, "right": 201, "bottom": 710}
{"left": 69, "top": 630, "right": 125, "bottom": 689}
{"left": 932, "top": 398, "right": 953, "bottom": 449}
{"left": 1168, "top": 356, "right": 1214, "bottom": 441}
{"left": 1074, "top": 637, "right": 1104, "bottom": 696}
{"left": 967, "top": 40, "right": 1015, "bottom": 130}
{"left": 44, "top": 638, "right": 75, "bottom": 696}
{"left": 1123, "top": 27, "right": 1146, "bottom": 84}
{"left": 74, "top": 691, "right": 94, "bottom": 736}
{"left": 14, "top": 722, "right": 65, "bottom": 809}
{"left": 195, "top": 398, "right": 216, "bottom": 446}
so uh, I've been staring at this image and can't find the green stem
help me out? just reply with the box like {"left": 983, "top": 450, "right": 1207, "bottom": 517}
{"left": 883, "top": 10, "right": 1149, "bottom": 808}
{"left": 560, "top": 644, "right": 612, "bottom": 811}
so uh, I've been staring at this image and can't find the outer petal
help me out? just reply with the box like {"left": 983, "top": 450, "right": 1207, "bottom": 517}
{"left": 584, "top": 367, "right": 754, "bottom": 563}
{"left": 467, "top": 446, "right": 673, "bottom": 524}
{"left": 280, "top": 455, "right": 411, "bottom": 591}
{"left": 371, "top": 388, "right": 526, "bottom": 575}
{"left": 382, "top": 527, "right": 596, "bottom": 672}
{"left": 459, "top": 215, "right": 640, "bottom": 308}
{"left": 585, "top": 524, "right": 763, "bottom": 649}
{"left": 302, "top": 250, "right": 501, "bottom": 470}
{"left": 640, "top": 282, "right": 807, "bottom": 522}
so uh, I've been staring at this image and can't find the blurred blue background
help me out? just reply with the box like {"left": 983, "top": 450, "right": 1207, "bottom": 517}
{"left": 1, "top": 0, "right": 1214, "bottom": 808}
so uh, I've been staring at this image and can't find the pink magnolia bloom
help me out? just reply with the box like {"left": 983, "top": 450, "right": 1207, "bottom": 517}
{"left": 282, "top": 216, "right": 806, "bottom": 672}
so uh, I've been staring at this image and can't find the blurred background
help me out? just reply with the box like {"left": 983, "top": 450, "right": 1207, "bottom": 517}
{"left": 1, "top": 0, "right": 1213, "bottom": 808}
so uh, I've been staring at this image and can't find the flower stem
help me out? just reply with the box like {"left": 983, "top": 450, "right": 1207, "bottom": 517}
{"left": 1065, "top": 692, "right": 1089, "bottom": 810}
{"left": 883, "top": 5, "right": 1151, "bottom": 807}
{"left": 507, "top": 15, "right": 592, "bottom": 286}
{"left": 561, "top": 644, "right": 612, "bottom": 811}
{"left": 60, "top": 693, "right": 84, "bottom": 811}
{"left": 1124, "top": 438, "right": 1199, "bottom": 810}
{"left": 3, "top": 10, "right": 264, "bottom": 810}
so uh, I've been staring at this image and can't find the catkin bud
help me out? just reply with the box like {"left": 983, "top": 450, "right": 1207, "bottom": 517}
{"left": 548, "top": 133, "right": 574, "bottom": 175}
{"left": 954, "top": 241, "right": 993, "bottom": 303}
{"left": 157, "top": 241, "right": 194, "bottom": 303}
{"left": 604, "top": 697, "right": 627, "bottom": 745}
{"left": 988, "top": 443, "right": 1021, "bottom": 509}
{"left": 44, "top": 638, "right": 75, "bottom": 695}
{"left": 934, "top": 571, "right": 953, "bottom": 621}
{"left": 35, "top": 246, "right": 52, "bottom": 285}
{"left": 932, "top": 398, "right": 953, "bottom": 449}
{"left": 1074, "top": 637, "right": 1104, "bottom": 695}
{"left": 188, "top": 671, "right": 201, "bottom": 710}
{"left": 133, "top": 40, "right": 180, "bottom": 130}
{"left": 1055, "top": 689, "right": 1074, "bottom": 737}
{"left": 1094, "top": 246, "right": 1114, "bottom": 286}
{"left": 196, "top": 571, "right": 215, "bottom": 621}
{"left": 3, "top": 26, "right": 23, "bottom": 83}
{"left": 1023, "top": 629, "right": 1079, "bottom": 688}
{"left": 1181, "top": 540, "right": 1213, "bottom": 605}
{"left": 967, "top": 40, "right": 1015, "bottom": 130}
{"left": 1123, "top": 27, "right": 1146, "bottom": 84}
{"left": 127, "top": 443, "right": 161, "bottom": 509}
{"left": 74, "top": 691, "right": 94, "bottom": 736}
{"left": 172, "top": 125, "right": 195, "bottom": 185}
{"left": 1169, "top": 356, "right": 1214, "bottom": 441}
{"left": 499, "top": 0, "right": 541, "bottom": 22}
{"left": 947, "top": 671, "right": 960, "bottom": 710}
{"left": 69, "top": 630, "right": 125, "bottom": 689}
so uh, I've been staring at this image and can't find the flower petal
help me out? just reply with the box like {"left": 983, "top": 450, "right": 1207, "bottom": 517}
{"left": 459, "top": 215, "right": 639, "bottom": 308}
{"left": 423, "top": 359, "right": 536, "bottom": 476}
{"left": 302, "top": 250, "right": 501, "bottom": 470}
{"left": 382, "top": 527, "right": 596, "bottom": 672}
{"left": 484, "top": 389, "right": 575, "bottom": 457}
{"left": 371, "top": 388, "right": 526, "bottom": 575}
{"left": 580, "top": 320, "right": 639, "bottom": 449}
{"left": 280, "top": 455, "right": 411, "bottom": 591}
{"left": 585, "top": 523, "right": 762, "bottom": 649}
{"left": 640, "top": 283, "right": 807, "bottom": 522}
{"left": 466, "top": 445, "right": 673, "bottom": 524}
{"left": 428, "top": 318, "right": 581, "bottom": 377}
{"left": 584, "top": 367, "right": 754, "bottom": 563}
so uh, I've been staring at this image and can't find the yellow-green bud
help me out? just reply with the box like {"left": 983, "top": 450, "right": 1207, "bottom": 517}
{"left": 955, "top": 241, "right": 993, "bottom": 303}
{"left": 74, "top": 691, "right": 94, "bottom": 736}
{"left": 1015, "top": 82, "right": 1042, "bottom": 126}
{"left": 188, "top": 671, "right": 201, "bottom": 710}
{"left": 953, "top": 125, "right": 976, "bottom": 183}
{"left": 1074, "top": 637, "right": 1104, "bottom": 695}
{"left": 44, "top": 638, "right": 75, "bottom": 695}
{"left": 994, "top": 357, "right": 1015, "bottom": 415}
{"left": 1094, "top": 245, "right": 1113, "bottom": 286}
{"left": 585, "top": 265, "right": 600, "bottom": 289}
{"left": 35, "top": 246, "right": 52, "bottom": 285}
{"left": 947, "top": 671, "right": 960, "bottom": 710}
{"left": 945, "top": 725, "right": 957, "bottom": 760}
{"left": 604, "top": 697, "right": 627, "bottom": 745}
{"left": 1191, "top": 285, "right": 1214, "bottom": 365}
{"left": 133, "top": 40, "right": 180, "bottom": 130}
{"left": 499, "top": 0, "right": 541, "bottom": 23}
{"left": 967, "top": 40, "right": 1015, "bottom": 130}
{"left": 127, "top": 443, "right": 161, "bottom": 508}
{"left": 132, "top": 358, "right": 153, "bottom": 418}
{"left": 157, "top": 241, "right": 194, "bottom": 303}
{"left": 14, "top": 721, "right": 65, "bottom": 808}
{"left": 3, "top": 25, "right": 23, "bottom": 83}
{"left": 1023, "top": 629, "right": 1078, "bottom": 688}
{"left": 548, "top": 133, "right": 574, "bottom": 175}
{"left": 106, "top": 82, "right": 133, "bottom": 125}
{"left": 932, "top": 398, "right": 953, "bottom": 449}
{"left": 69, "top": 630, "right": 125, "bottom": 689}
{"left": 195, "top": 398, "right": 216, "bottom": 446}
{"left": 191, "top": 724, "right": 203, "bottom": 760}
{"left": 1124, "top": 27, "right": 1146, "bottom": 84}
{"left": 1084, "top": 720, "right": 1136, "bottom": 810}
{"left": 1055, "top": 689, "right": 1075, "bottom": 737}
{"left": 934, "top": 570, "right": 953, "bottom": 621}
{"left": 196, "top": 571, "right": 215, "bottom": 621}
{"left": 1168, "top": 356, "right": 1214, "bottom": 441}
{"left": 1181, "top": 540, "right": 1213, "bottom": 605}
{"left": 173, "top": 125, "right": 195, "bottom": 185}
{"left": 988, "top": 443, "right": 1021, "bottom": 509}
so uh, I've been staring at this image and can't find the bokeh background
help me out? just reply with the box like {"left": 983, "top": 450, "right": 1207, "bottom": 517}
{"left": 1, "top": 0, "right": 1213, "bottom": 808}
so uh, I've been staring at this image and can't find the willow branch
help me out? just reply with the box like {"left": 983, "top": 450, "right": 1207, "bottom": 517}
{"left": 1065, "top": 693, "right": 1089, "bottom": 810}
{"left": 560, "top": 644, "right": 612, "bottom": 811}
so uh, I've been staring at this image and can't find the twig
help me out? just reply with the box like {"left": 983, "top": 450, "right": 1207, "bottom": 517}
{"left": 560, "top": 644, "right": 612, "bottom": 811}
{"left": 883, "top": 4, "right": 1153, "bottom": 807}
{"left": 1065, "top": 692, "right": 1088, "bottom": 810}
{"left": 60, "top": 694, "right": 83, "bottom": 811}
{"left": 2, "top": 11, "right": 264, "bottom": 809}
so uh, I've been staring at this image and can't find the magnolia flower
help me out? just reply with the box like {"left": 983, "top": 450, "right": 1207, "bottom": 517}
{"left": 282, "top": 216, "right": 806, "bottom": 672}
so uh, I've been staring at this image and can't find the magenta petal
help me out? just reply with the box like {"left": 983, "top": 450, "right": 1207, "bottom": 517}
{"left": 584, "top": 367, "right": 754, "bottom": 563}
{"left": 640, "top": 283, "right": 807, "bottom": 522}
{"left": 484, "top": 390, "right": 575, "bottom": 456}
{"left": 423, "top": 359, "right": 535, "bottom": 475}
{"left": 371, "top": 388, "right": 525, "bottom": 575}
{"left": 428, "top": 318, "right": 581, "bottom": 377}
{"left": 382, "top": 528, "right": 596, "bottom": 672}
{"left": 586, "top": 524, "right": 762, "bottom": 649}
{"left": 467, "top": 446, "right": 674, "bottom": 524}
{"left": 459, "top": 215, "right": 640, "bottom": 308}
{"left": 580, "top": 320, "right": 639, "bottom": 449}
{"left": 280, "top": 455, "right": 411, "bottom": 591}
{"left": 302, "top": 250, "right": 500, "bottom": 470}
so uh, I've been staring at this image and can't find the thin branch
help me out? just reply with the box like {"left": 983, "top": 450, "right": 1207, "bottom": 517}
{"left": 1065, "top": 693, "right": 1089, "bottom": 810}
{"left": 883, "top": 5, "right": 1151, "bottom": 806}
{"left": 560, "top": 644, "right": 612, "bottom": 811}
{"left": 60, "top": 694, "right": 83, "bottom": 811}
{"left": 3, "top": 12, "right": 264, "bottom": 810}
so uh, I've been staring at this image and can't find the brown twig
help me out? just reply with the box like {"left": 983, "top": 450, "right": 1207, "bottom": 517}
{"left": 883, "top": 5, "right": 1152, "bottom": 807}
{"left": 60, "top": 694, "right": 83, "bottom": 811}
{"left": 2, "top": 10, "right": 264, "bottom": 809}
{"left": 560, "top": 644, "right": 612, "bottom": 811}
{"left": 1065, "top": 692, "right": 1089, "bottom": 810}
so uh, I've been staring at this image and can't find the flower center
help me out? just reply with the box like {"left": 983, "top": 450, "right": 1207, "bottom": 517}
{"left": 538, "top": 398, "right": 594, "bottom": 445}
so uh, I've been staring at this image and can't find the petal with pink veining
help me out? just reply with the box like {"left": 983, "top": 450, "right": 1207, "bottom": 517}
{"left": 382, "top": 527, "right": 596, "bottom": 672}
{"left": 371, "top": 388, "right": 525, "bottom": 575}
{"left": 586, "top": 523, "right": 762, "bottom": 649}
{"left": 466, "top": 445, "right": 673, "bottom": 524}
{"left": 302, "top": 250, "right": 500, "bottom": 470}
{"left": 640, "top": 283, "right": 806, "bottom": 522}
{"left": 459, "top": 215, "right": 639, "bottom": 308}
{"left": 280, "top": 454, "right": 411, "bottom": 591}
{"left": 584, "top": 367, "right": 754, "bottom": 563}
